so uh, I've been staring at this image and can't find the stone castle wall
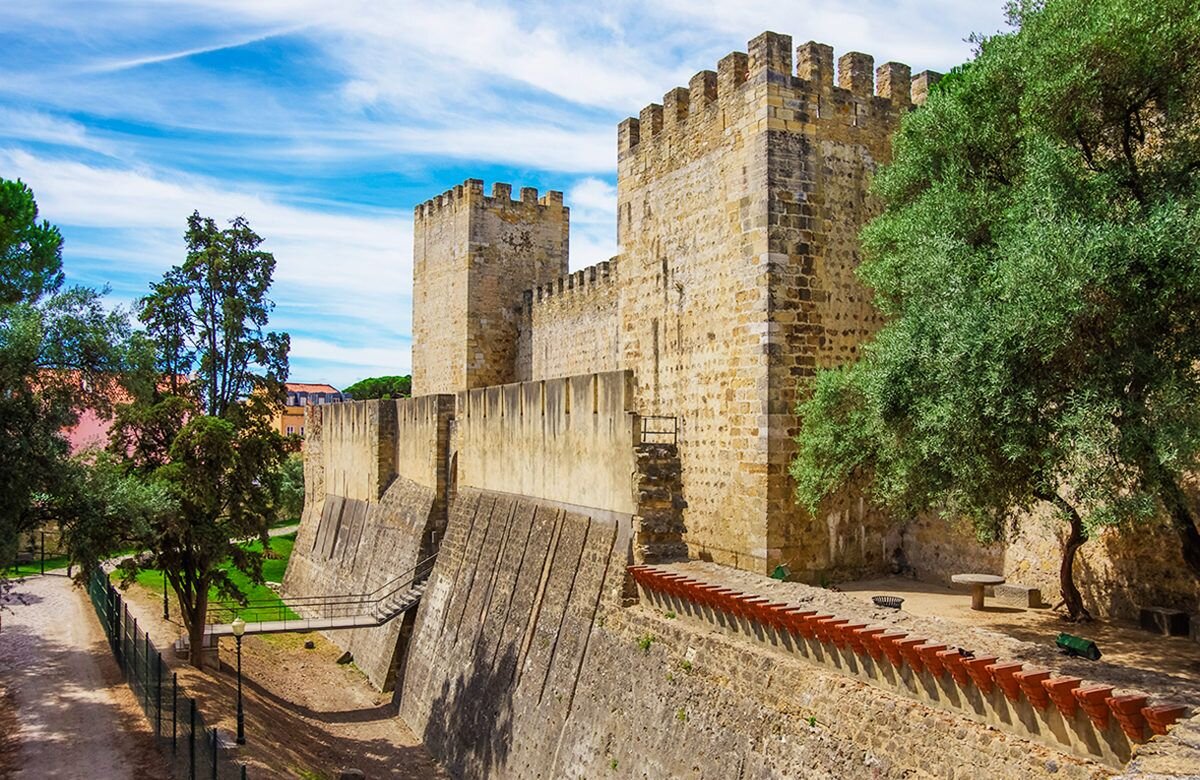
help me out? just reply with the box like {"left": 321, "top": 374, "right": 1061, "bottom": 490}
{"left": 405, "top": 30, "right": 1200, "bottom": 616}
{"left": 283, "top": 396, "right": 454, "bottom": 689}
{"left": 396, "top": 489, "right": 1115, "bottom": 780}
{"left": 613, "top": 32, "right": 911, "bottom": 577}
{"left": 412, "top": 190, "right": 472, "bottom": 396}
{"left": 454, "top": 371, "right": 637, "bottom": 516}
{"left": 902, "top": 508, "right": 1200, "bottom": 620}
{"left": 515, "top": 260, "right": 620, "bottom": 382}
{"left": 410, "top": 34, "right": 921, "bottom": 580}
{"left": 412, "top": 181, "right": 568, "bottom": 396}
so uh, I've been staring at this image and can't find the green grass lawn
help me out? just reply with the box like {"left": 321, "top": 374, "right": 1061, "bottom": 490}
{"left": 116, "top": 532, "right": 299, "bottom": 623}
{"left": 4, "top": 553, "right": 71, "bottom": 577}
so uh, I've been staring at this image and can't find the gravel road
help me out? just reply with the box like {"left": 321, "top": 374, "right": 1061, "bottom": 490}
{"left": 0, "top": 575, "right": 169, "bottom": 779}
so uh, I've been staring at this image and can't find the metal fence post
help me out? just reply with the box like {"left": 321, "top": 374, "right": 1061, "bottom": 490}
{"left": 156, "top": 651, "right": 163, "bottom": 738}
{"left": 189, "top": 698, "right": 197, "bottom": 780}
{"left": 39, "top": 531, "right": 45, "bottom": 575}
{"left": 172, "top": 673, "right": 178, "bottom": 751}
{"left": 210, "top": 726, "right": 218, "bottom": 780}
{"left": 132, "top": 617, "right": 140, "bottom": 694}
{"left": 124, "top": 606, "right": 131, "bottom": 675}
{"left": 144, "top": 631, "right": 151, "bottom": 714}
{"left": 241, "top": 764, "right": 247, "bottom": 780}
{"left": 117, "top": 602, "right": 126, "bottom": 672}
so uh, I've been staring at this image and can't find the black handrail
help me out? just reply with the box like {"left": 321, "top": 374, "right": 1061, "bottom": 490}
{"left": 207, "top": 553, "right": 438, "bottom": 626}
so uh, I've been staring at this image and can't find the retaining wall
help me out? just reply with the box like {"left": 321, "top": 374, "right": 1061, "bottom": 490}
{"left": 283, "top": 395, "right": 454, "bottom": 689}
{"left": 396, "top": 488, "right": 1129, "bottom": 779}
{"left": 902, "top": 508, "right": 1200, "bottom": 622}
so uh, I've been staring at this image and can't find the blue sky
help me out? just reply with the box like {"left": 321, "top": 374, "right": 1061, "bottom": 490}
{"left": 0, "top": 1, "right": 1007, "bottom": 388}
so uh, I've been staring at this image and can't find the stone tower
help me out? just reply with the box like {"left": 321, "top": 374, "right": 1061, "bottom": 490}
{"left": 615, "top": 32, "right": 915, "bottom": 576}
{"left": 411, "top": 180, "right": 569, "bottom": 396}
{"left": 408, "top": 31, "right": 937, "bottom": 581}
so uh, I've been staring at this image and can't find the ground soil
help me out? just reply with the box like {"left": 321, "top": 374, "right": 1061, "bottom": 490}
{"left": 118, "top": 579, "right": 448, "bottom": 779}
{"left": 668, "top": 562, "right": 1200, "bottom": 707}
{"left": 839, "top": 576, "right": 1200, "bottom": 686}
{"left": 0, "top": 574, "right": 171, "bottom": 779}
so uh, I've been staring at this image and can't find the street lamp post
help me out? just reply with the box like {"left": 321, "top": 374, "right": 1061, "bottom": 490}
{"left": 231, "top": 616, "right": 246, "bottom": 745}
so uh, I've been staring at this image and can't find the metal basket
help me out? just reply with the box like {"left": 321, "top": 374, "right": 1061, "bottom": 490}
{"left": 872, "top": 595, "right": 904, "bottom": 610}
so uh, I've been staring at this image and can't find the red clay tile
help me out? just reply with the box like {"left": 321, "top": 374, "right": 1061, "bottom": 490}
{"left": 1014, "top": 669, "right": 1051, "bottom": 709}
{"left": 835, "top": 622, "right": 869, "bottom": 651}
{"left": 1142, "top": 704, "right": 1188, "bottom": 736}
{"left": 798, "top": 613, "right": 832, "bottom": 640}
{"left": 881, "top": 633, "right": 910, "bottom": 668}
{"left": 987, "top": 662, "right": 1025, "bottom": 703}
{"left": 853, "top": 627, "right": 888, "bottom": 659}
{"left": 963, "top": 656, "right": 999, "bottom": 694}
{"left": 897, "top": 637, "right": 929, "bottom": 673}
{"left": 1107, "top": 695, "right": 1148, "bottom": 741}
{"left": 938, "top": 649, "right": 970, "bottom": 686}
{"left": 813, "top": 617, "right": 849, "bottom": 645}
{"left": 1073, "top": 685, "right": 1114, "bottom": 729}
{"left": 1042, "top": 676, "right": 1082, "bottom": 718}
{"left": 919, "top": 644, "right": 948, "bottom": 677}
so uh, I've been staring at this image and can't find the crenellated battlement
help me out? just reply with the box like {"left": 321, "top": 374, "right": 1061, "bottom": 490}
{"left": 413, "top": 178, "right": 566, "bottom": 221}
{"left": 522, "top": 258, "right": 617, "bottom": 308}
{"left": 618, "top": 30, "right": 939, "bottom": 159}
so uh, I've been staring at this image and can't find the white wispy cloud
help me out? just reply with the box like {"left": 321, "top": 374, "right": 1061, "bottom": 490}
{"left": 1, "top": 149, "right": 414, "bottom": 384}
{"left": 0, "top": 0, "right": 1008, "bottom": 386}
{"left": 0, "top": 109, "right": 115, "bottom": 155}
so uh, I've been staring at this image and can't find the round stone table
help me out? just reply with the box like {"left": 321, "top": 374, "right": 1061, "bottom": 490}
{"left": 951, "top": 573, "right": 1006, "bottom": 610}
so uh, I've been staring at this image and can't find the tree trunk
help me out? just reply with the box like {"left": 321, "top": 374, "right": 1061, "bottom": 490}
{"left": 1162, "top": 481, "right": 1200, "bottom": 579}
{"left": 186, "top": 587, "right": 209, "bottom": 669}
{"left": 1039, "top": 491, "right": 1093, "bottom": 622}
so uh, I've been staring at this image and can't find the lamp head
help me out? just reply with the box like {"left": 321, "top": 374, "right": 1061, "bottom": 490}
{"left": 231, "top": 616, "right": 246, "bottom": 637}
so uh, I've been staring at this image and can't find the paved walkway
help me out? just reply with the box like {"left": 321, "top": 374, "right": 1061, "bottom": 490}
{"left": 838, "top": 576, "right": 1200, "bottom": 685}
{"left": 0, "top": 575, "right": 169, "bottom": 779}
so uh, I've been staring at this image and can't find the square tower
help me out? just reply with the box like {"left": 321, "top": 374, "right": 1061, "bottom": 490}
{"left": 615, "top": 31, "right": 918, "bottom": 578}
{"left": 411, "top": 180, "right": 569, "bottom": 395}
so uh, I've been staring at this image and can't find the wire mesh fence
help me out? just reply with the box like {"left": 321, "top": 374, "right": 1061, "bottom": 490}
{"left": 88, "top": 569, "right": 249, "bottom": 780}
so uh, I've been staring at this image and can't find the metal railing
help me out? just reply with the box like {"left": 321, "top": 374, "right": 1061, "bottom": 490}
{"left": 206, "top": 553, "right": 437, "bottom": 629}
{"left": 88, "top": 569, "right": 249, "bottom": 780}
{"left": 639, "top": 415, "right": 678, "bottom": 445}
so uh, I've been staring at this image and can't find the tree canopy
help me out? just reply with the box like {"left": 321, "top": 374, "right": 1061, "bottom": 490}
{"left": 342, "top": 374, "right": 411, "bottom": 400}
{"left": 74, "top": 211, "right": 291, "bottom": 665}
{"left": 0, "top": 179, "right": 128, "bottom": 561}
{"left": 791, "top": 0, "right": 1200, "bottom": 619}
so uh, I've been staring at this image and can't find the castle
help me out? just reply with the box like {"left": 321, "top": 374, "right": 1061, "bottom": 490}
{"left": 410, "top": 31, "right": 943, "bottom": 580}
{"left": 283, "top": 30, "right": 1198, "bottom": 779}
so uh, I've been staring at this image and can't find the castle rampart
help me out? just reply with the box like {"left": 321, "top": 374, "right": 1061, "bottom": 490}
{"left": 282, "top": 26, "right": 1200, "bottom": 780}
{"left": 404, "top": 29, "right": 1200, "bottom": 607}
{"left": 283, "top": 395, "right": 455, "bottom": 689}
{"left": 454, "top": 371, "right": 638, "bottom": 515}
{"left": 515, "top": 259, "right": 621, "bottom": 382}
{"left": 611, "top": 31, "right": 910, "bottom": 576}
{"left": 406, "top": 32, "right": 925, "bottom": 579}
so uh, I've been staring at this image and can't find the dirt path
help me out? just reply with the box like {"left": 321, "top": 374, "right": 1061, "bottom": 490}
{"left": 0, "top": 575, "right": 170, "bottom": 779}
{"left": 120, "top": 581, "right": 448, "bottom": 779}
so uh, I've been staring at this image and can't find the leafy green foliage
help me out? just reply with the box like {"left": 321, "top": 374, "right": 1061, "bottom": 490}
{"left": 127, "top": 533, "right": 298, "bottom": 622}
{"left": 277, "top": 453, "right": 305, "bottom": 522}
{"left": 73, "top": 212, "right": 291, "bottom": 666}
{"left": 0, "top": 179, "right": 129, "bottom": 564}
{"left": 792, "top": 0, "right": 1200, "bottom": 618}
{"left": 0, "top": 179, "right": 64, "bottom": 306}
{"left": 342, "top": 374, "right": 411, "bottom": 400}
